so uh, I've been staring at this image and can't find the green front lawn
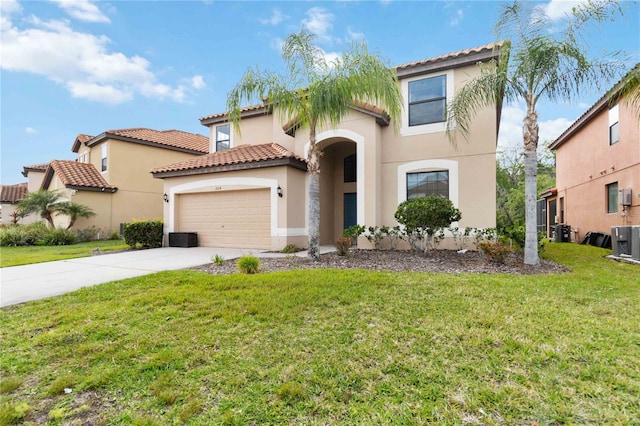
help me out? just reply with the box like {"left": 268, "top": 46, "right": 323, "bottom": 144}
{"left": 0, "top": 240, "right": 129, "bottom": 268}
{"left": 1, "top": 243, "right": 638, "bottom": 425}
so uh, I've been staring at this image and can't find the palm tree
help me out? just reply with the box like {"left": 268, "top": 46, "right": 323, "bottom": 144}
{"left": 58, "top": 202, "right": 96, "bottom": 229}
{"left": 17, "top": 189, "right": 66, "bottom": 228}
{"left": 447, "top": 0, "right": 625, "bottom": 266}
{"left": 227, "top": 29, "right": 402, "bottom": 260}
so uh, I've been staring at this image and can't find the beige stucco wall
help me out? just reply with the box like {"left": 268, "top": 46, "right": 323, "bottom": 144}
{"left": 555, "top": 101, "right": 640, "bottom": 239}
{"left": 160, "top": 165, "right": 307, "bottom": 250}
{"left": 192, "top": 61, "right": 498, "bottom": 249}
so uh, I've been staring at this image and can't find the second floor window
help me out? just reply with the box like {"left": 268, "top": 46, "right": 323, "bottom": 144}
{"left": 409, "top": 75, "right": 446, "bottom": 127}
{"left": 407, "top": 170, "right": 449, "bottom": 199}
{"left": 216, "top": 124, "right": 230, "bottom": 152}
{"left": 609, "top": 104, "right": 619, "bottom": 145}
{"left": 101, "top": 143, "right": 107, "bottom": 172}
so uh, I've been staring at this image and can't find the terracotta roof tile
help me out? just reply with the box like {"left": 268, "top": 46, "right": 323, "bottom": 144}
{"left": 394, "top": 41, "right": 504, "bottom": 71}
{"left": 22, "top": 162, "right": 50, "bottom": 177}
{"left": 152, "top": 143, "right": 306, "bottom": 175}
{"left": 0, "top": 183, "right": 28, "bottom": 203}
{"left": 46, "top": 160, "right": 117, "bottom": 191}
{"left": 77, "top": 134, "right": 93, "bottom": 144}
{"left": 200, "top": 104, "right": 267, "bottom": 122}
{"left": 90, "top": 128, "right": 209, "bottom": 153}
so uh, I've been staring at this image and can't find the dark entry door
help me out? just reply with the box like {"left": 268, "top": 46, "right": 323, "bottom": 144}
{"left": 344, "top": 193, "right": 357, "bottom": 229}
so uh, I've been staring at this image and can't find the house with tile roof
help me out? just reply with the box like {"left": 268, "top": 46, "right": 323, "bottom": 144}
{"left": 152, "top": 43, "right": 505, "bottom": 250}
{"left": 542, "top": 65, "right": 640, "bottom": 242}
{"left": 40, "top": 129, "right": 208, "bottom": 231}
{"left": 0, "top": 182, "right": 39, "bottom": 224}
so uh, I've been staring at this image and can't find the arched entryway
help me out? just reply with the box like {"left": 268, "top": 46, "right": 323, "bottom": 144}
{"left": 318, "top": 138, "right": 357, "bottom": 244}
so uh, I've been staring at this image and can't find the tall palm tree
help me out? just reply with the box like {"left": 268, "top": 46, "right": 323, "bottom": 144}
{"left": 227, "top": 29, "right": 403, "bottom": 260}
{"left": 58, "top": 202, "right": 96, "bottom": 229}
{"left": 447, "top": 0, "right": 625, "bottom": 266}
{"left": 17, "top": 189, "right": 66, "bottom": 228}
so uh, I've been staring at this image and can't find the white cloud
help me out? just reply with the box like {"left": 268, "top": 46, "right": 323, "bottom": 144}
{"left": 322, "top": 50, "right": 341, "bottom": 68}
{"left": 449, "top": 9, "right": 464, "bottom": 26}
{"left": 260, "top": 9, "right": 286, "bottom": 26}
{"left": 542, "top": 0, "right": 589, "bottom": 21}
{"left": 0, "top": 0, "right": 22, "bottom": 15}
{"left": 50, "top": 0, "right": 110, "bottom": 23}
{"left": 25, "top": 127, "right": 37, "bottom": 134}
{"left": 191, "top": 75, "right": 205, "bottom": 89}
{"left": 302, "top": 7, "right": 334, "bottom": 43}
{"left": 270, "top": 37, "right": 284, "bottom": 52}
{"left": 0, "top": 15, "right": 198, "bottom": 104}
{"left": 346, "top": 26, "right": 364, "bottom": 41}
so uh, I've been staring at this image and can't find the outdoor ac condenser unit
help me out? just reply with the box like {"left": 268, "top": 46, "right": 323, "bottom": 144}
{"left": 620, "top": 188, "right": 632, "bottom": 206}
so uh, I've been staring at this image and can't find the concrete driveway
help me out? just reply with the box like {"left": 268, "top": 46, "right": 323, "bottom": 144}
{"left": 0, "top": 247, "right": 270, "bottom": 308}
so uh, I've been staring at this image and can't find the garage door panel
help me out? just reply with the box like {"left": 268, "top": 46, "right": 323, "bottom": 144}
{"left": 177, "top": 189, "right": 271, "bottom": 248}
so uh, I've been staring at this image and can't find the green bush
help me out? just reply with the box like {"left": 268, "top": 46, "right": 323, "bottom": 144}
{"left": 123, "top": 220, "right": 163, "bottom": 249}
{"left": 237, "top": 255, "right": 260, "bottom": 274}
{"left": 40, "top": 228, "right": 78, "bottom": 246}
{"left": 395, "top": 195, "right": 461, "bottom": 254}
{"left": 76, "top": 225, "right": 101, "bottom": 242}
{"left": 0, "top": 223, "right": 49, "bottom": 246}
{"left": 281, "top": 244, "right": 300, "bottom": 254}
{"left": 108, "top": 231, "right": 121, "bottom": 240}
{"left": 342, "top": 224, "right": 365, "bottom": 240}
{"left": 212, "top": 254, "right": 225, "bottom": 265}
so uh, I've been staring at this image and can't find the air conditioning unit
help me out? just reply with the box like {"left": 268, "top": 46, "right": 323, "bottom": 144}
{"left": 620, "top": 188, "right": 632, "bottom": 206}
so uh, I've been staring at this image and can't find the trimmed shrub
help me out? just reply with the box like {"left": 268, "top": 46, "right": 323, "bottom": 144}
{"left": 479, "top": 240, "right": 512, "bottom": 264}
{"left": 123, "top": 220, "right": 163, "bottom": 249}
{"left": 0, "top": 223, "right": 49, "bottom": 246}
{"left": 395, "top": 195, "right": 461, "bottom": 254}
{"left": 237, "top": 255, "right": 260, "bottom": 274}
{"left": 281, "top": 244, "right": 301, "bottom": 254}
{"left": 76, "top": 226, "right": 101, "bottom": 242}
{"left": 40, "top": 228, "right": 78, "bottom": 246}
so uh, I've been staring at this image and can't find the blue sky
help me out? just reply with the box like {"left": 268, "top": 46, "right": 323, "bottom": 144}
{"left": 1, "top": 0, "right": 638, "bottom": 185}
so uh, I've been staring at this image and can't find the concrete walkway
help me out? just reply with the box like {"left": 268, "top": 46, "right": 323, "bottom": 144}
{"left": 0, "top": 246, "right": 335, "bottom": 308}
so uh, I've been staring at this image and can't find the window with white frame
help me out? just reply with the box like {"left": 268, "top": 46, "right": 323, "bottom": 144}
{"left": 216, "top": 124, "right": 231, "bottom": 152}
{"left": 409, "top": 75, "right": 446, "bottom": 127}
{"left": 101, "top": 143, "right": 107, "bottom": 172}
{"left": 400, "top": 70, "right": 453, "bottom": 136}
{"left": 407, "top": 170, "right": 449, "bottom": 199}
{"left": 609, "top": 104, "right": 619, "bottom": 145}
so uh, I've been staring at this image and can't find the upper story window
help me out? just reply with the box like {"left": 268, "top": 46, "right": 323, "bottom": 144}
{"left": 409, "top": 75, "right": 446, "bottom": 127}
{"left": 400, "top": 70, "right": 453, "bottom": 136}
{"left": 606, "top": 182, "right": 618, "bottom": 213}
{"left": 609, "top": 104, "right": 619, "bottom": 145}
{"left": 344, "top": 154, "right": 356, "bottom": 183}
{"left": 407, "top": 170, "right": 449, "bottom": 199}
{"left": 216, "top": 124, "right": 230, "bottom": 152}
{"left": 101, "top": 143, "right": 107, "bottom": 172}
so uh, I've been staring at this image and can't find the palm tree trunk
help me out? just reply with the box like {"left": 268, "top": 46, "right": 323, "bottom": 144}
{"left": 523, "top": 103, "right": 540, "bottom": 266}
{"left": 307, "top": 127, "right": 321, "bottom": 260}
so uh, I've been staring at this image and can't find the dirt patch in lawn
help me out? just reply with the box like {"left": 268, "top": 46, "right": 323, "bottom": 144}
{"left": 192, "top": 249, "right": 568, "bottom": 275}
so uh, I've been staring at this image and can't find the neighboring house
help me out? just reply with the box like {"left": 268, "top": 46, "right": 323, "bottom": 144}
{"left": 544, "top": 66, "right": 640, "bottom": 242}
{"left": 22, "top": 162, "right": 49, "bottom": 192}
{"left": 40, "top": 128, "right": 208, "bottom": 232}
{"left": 0, "top": 182, "right": 38, "bottom": 224}
{"left": 152, "top": 43, "right": 504, "bottom": 250}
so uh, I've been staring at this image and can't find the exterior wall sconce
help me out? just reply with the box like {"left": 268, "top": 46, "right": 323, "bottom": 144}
{"left": 163, "top": 193, "right": 169, "bottom": 203}
{"left": 277, "top": 185, "right": 283, "bottom": 198}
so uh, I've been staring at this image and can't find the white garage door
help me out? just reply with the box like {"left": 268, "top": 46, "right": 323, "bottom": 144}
{"left": 176, "top": 189, "right": 271, "bottom": 248}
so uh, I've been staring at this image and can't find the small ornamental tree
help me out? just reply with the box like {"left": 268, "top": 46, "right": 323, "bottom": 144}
{"left": 394, "top": 195, "right": 461, "bottom": 254}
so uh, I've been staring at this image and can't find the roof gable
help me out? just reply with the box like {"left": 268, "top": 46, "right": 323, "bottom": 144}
{"left": 21, "top": 162, "right": 49, "bottom": 177}
{"left": 152, "top": 143, "right": 307, "bottom": 178}
{"left": 87, "top": 128, "right": 209, "bottom": 154}
{"left": 42, "top": 160, "right": 117, "bottom": 192}
{"left": 71, "top": 134, "right": 94, "bottom": 153}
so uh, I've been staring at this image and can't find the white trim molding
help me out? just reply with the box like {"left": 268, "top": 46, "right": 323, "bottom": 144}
{"left": 311, "top": 128, "right": 366, "bottom": 226}
{"left": 400, "top": 69, "right": 454, "bottom": 137}
{"left": 397, "top": 159, "right": 459, "bottom": 207}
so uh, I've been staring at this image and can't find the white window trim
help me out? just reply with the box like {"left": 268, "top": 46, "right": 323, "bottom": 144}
{"left": 101, "top": 143, "right": 107, "bottom": 173}
{"left": 397, "top": 159, "right": 460, "bottom": 230}
{"left": 400, "top": 70, "right": 454, "bottom": 137}
{"left": 212, "top": 124, "right": 233, "bottom": 153}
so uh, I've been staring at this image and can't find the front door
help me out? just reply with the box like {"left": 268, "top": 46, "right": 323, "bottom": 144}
{"left": 343, "top": 193, "right": 357, "bottom": 229}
